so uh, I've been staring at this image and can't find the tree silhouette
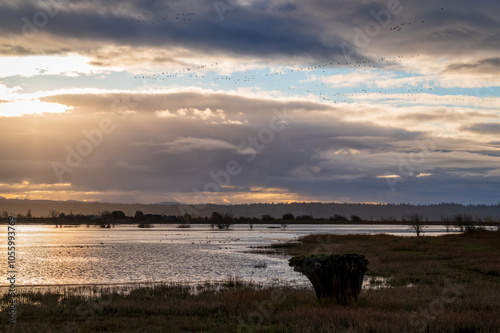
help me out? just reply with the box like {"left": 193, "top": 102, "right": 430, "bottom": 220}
{"left": 408, "top": 213, "right": 426, "bottom": 236}
{"left": 48, "top": 209, "right": 60, "bottom": 219}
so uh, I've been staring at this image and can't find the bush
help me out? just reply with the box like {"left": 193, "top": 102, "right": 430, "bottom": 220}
{"left": 350, "top": 215, "right": 362, "bottom": 222}
{"left": 211, "top": 212, "right": 234, "bottom": 230}
{"left": 111, "top": 210, "right": 126, "bottom": 219}
{"left": 134, "top": 211, "right": 145, "bottom": 220}
{"left": 330, "top": 214, "right": 349, "bottom": 222}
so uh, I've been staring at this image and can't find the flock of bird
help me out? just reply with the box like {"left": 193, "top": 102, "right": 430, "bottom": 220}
{"left": 127, "top": 6, "right": 498, "bottom": 107}
{"left": 389, "top": 7, "right": 445, "bottom": 32}
{"left": 134, "top": 54, "right": 421, "bottom": 83}
{"left": 132, "top": 53, "right": 430, "bottom": 105}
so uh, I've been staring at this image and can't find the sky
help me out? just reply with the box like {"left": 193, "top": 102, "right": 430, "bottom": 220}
{"left": 0, "top": 0, "right": 499, "bottom": 205}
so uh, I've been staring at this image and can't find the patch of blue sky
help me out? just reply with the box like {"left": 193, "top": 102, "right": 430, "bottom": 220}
{"left": 3, "top": 71, "right": 137, "bottom": 94}
{"left": 10, "top": 64, "right": 496, "bottom": 112}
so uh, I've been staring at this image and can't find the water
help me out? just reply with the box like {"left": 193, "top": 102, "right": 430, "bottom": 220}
{"left": 0, "top": 224, "right": 455, "bottom": 291}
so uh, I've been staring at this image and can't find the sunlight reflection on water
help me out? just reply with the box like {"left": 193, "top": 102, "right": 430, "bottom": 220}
{"left": 0, "top": 224, "right": 455, "bottom": 290}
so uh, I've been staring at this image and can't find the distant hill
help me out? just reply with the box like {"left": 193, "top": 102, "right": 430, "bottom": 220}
{"left": 155, "top": 201, "right": 185, "bottom": 205}
{"left": 1, "top": 198, "right": 500, "bottom": 221}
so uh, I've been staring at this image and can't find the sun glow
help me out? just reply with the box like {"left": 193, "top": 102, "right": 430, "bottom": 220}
{"left": 0, "top": 54, "right": 99, "bottom": 78}
{"left": 0, "top": 100, "right": 70, "bottom": 117}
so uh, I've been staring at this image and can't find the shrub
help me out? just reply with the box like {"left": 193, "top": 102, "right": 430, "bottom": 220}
{"left": 330, "top": 214, "right": 349, "bottom": 222}
{"left": 211, "top": 212, "right": 234, "bottom": 230}
{"left": 111, "top": 210, "right": 126, "bottom": 219}
{"left": 134, "top": 211, "right": 145, "bottom": 220}
{"left": 350, "top": 215, "right": 362, "bottom": 222}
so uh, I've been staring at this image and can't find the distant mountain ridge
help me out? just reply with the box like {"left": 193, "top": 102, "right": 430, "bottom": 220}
{"left": 1, "top": 198, "right": 500, "bottom": 221}
{"left": 155, "top": 201, "right": 185, "bottom": 205}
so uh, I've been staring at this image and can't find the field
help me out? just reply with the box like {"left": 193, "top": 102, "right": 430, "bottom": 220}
{"left": 1, "top": 230, "right": 499, "bottom": 332}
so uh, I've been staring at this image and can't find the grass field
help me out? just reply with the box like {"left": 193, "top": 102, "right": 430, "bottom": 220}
{"left": 1, "top": 230, "right": 499, "bottom": 332}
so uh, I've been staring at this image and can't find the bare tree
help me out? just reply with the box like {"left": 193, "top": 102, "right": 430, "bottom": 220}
{"left": 453, "top": 213, "right": 475, "bottom": 232}
{"left": 48, "top": 209, "right": 61, "bottom": 219}
{"left": 408, "top": 213, "right": 426, "bottom": 237}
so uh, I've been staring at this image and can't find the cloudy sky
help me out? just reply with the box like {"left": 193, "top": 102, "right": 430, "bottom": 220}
{"left": 0, "top": 0, "right": 499, "bottom": 205}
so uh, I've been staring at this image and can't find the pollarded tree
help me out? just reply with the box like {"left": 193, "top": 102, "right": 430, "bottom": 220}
{"left": 289, "top": 253, "right": 369, "bottom": 305}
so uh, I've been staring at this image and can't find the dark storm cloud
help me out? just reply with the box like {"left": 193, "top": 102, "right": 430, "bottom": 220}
{"left": 443, "top": 57, "right": 500, "bottom": 74}
{"left": 276, "top": 173, "right": 500, "bottom": 205}
{"left": 2, "top": 0, "right": 498, "bottom": 64}
{"left": 427, "top": 28, "right": 480, "bottom": 41}
{"left": 396, "top": 109, "right": 496, "bottom": 122}
{"left": 0, "top": 0, "right": 360, "bottom": 61}
{"left": 482, "top": 33, "right": 500, "bottom": 47}
{"left": 464, "top": 123, "right": 500, "bottom": 134}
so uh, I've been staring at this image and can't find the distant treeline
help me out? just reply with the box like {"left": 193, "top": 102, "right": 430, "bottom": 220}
{"left": 2, "top": 199, "right": 500, "bottom": 221}
{"left": 2, "top": 210, "right": 498, "bottom": 227}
